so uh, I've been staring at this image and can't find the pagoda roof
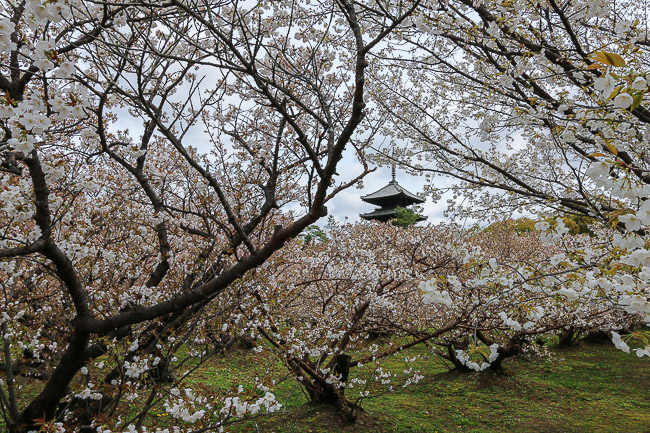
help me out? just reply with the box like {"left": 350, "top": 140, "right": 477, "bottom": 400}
{"left": 361, "top": 180, "right": 425, "bottom": 206}
{"left": 360, "top": 207, "right": 427, "bottom": 222}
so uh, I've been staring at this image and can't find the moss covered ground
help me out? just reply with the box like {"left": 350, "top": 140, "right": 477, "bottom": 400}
{"left": 5, "top": 340, "right": 649, "bottom": 432}
{"left": 222, "top": 342, "right": 650, "bottom": 433}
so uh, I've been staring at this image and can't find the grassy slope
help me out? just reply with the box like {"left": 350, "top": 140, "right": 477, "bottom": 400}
{"left": 224, "top": 342, "right": 650, "bottom": 433}
{"left": 4, "top": 341, "right": 649, "bottom": 432}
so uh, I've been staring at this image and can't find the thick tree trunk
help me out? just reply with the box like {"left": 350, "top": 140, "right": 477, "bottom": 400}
{"left": 558, "top": 326, "right": 579, "bottom": 347}
{"left": 14, "top": 326, "right": 89, "bottom": 432}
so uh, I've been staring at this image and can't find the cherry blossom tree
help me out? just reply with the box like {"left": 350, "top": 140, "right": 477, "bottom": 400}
{"left": 238, "top": 221, "right": 637, "bottom": 422}
{"left": 0, "top": 0, "right": 422, "bottom": 430}
{"left": 2, "top": 1, "right": 649, "bottom": 430}
{"left": 369, "top": 0, "right": 650, "bottom": 353}
{"left": 375, "top": 0, "right": 649, "bottom": 221}
{"left": 239, "top": 222, "right": 463, "bottom": 419}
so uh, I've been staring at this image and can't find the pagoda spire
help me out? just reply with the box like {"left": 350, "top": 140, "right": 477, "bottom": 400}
{"left": 391, "top": 164, "right": 396, "bottom": 183}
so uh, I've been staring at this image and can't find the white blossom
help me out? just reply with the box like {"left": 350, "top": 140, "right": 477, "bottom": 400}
{"left": 613, "top": 93, "right": 633, "bottom": 109}
{"left": 611, "top": 331, "right": 630, "bottom": 353}
{"left": 631, "top": 76, "right": 647, "bottom": 90}
{"left": 594, "top": 72, "right": 616, "bottom": 99}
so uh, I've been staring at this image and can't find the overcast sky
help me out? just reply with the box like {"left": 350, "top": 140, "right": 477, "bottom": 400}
{"left": 327, "top": 163, "right": 448, "bottom": 226}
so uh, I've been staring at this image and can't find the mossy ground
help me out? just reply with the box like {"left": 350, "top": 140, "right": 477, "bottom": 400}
{"left": 225, "top": 342, "right": 650, "bottom": 433}
{"left": 4, "top": 341, "right": 649, "bottom": 432}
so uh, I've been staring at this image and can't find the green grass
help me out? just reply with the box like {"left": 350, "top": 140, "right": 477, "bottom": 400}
{"left": 227, "top": 342, "right": 650, "bottom": 433}
{"left": 4, "top": 341, "right": 649, "bottom": 432}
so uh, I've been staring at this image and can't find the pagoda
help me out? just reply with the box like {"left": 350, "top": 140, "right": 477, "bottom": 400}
{"left": 359, "top": 167, "right": 427, "bottom": 223}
